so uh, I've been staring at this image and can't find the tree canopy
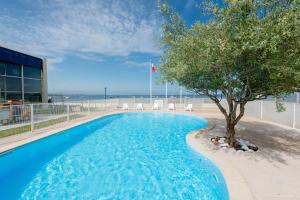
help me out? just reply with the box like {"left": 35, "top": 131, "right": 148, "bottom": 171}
{"left": 159, "top": 0, "right": 300, "bottom": 146}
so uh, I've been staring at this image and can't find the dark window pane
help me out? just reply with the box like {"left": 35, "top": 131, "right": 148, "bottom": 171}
{"left": 6, "top": 63, "right": 21, "bottom": 77}
{"left": 0, "top": 62, "right": 5, "bottom": 75}
{"left": 0, "top": 92, "right": 5, "bottom": 101}
{"left": 6, "top": 92, "right": 22, "bottom": 100}
{"left": 0, "top": 76, "right": 5, "bottom": 91}
{"left": 25, "top": 93, "right": 41, "bottom": 102}
{"left": 6, "top": 77, "right": 22, "bottom": 92}
{"left": 24, "top": 66, "right": 41, "bottom": 79}
{"left": 24, "top": 78, "right": 41, "bottom": 93}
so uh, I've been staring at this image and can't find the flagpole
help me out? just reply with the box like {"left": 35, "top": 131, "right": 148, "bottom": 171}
{"left": 150, "top": 61, "right": 152, "bottom": 103}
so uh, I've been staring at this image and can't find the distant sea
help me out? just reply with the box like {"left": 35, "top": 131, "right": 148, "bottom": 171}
{"left": 48, "top": 94, "right": 207, "bottom": 102}
{"left": 49, "top": 93, "right": 299, "bottom": 103}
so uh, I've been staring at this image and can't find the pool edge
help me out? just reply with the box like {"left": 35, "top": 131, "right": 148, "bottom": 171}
{"left": 0, "top": 111, "right": 206, "bottom": 155}
{"left": 186, "top": 131, "right": 256, "bottom": 200}
{"left": 0, "top": 111, "right": 122, "bottom": 154}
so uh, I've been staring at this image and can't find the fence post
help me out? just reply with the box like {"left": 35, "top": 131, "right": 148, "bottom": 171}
{"left": 67, "top": 103, "right": 70, "bottom": 121}
{"left": 30, "top": 104, "right": 34, "bottom": 132}
{"left": 293, "top": 103, "right": 296, "bottom": 128}
{"left": 260, "top": 100, "right": 263, "bottom": 120}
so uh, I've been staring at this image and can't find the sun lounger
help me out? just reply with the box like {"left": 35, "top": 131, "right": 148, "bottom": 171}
{"left": 136, "top": 103, "right": 143, "bottom": 110}
{"left": 168, "top": 103, "right": 175, "bottom": 110}
{"left": 185, "top": 104, "right": 193, "bottom": 112}
{"left": 122, "top": 103, "right": 129, "bottom": 110}
{"left": 152, "top": 102, "right": 159, "bottom": 110}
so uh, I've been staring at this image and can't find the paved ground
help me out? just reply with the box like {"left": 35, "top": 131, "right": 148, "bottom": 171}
{"left": 187, "top": 115, "right": 300, "bottom": 200}
{"left": 0, "top": 109, "right": 300, "bottom": 200}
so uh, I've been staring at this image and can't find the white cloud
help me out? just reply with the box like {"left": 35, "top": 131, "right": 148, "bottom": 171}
{"left": 124, "top": 60, "right": 149, "bottom": 68}
{"left": 47, "top": 57, "right": 64, "bottom": 71}
{"left": 78, "top": 54, "right": 104, "bottom": 63}
{"left": 0, "top": 0, "right": 161, "bottom": 66}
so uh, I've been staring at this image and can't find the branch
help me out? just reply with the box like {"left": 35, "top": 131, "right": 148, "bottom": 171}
{"left": 214, "top": 99, "right": 229, "bottom": 119}
{"left": 198, "top": 90, "right": 228, "bottom": 118}
{"left": 234, "top": 102, "right": 246, "bottom": 125}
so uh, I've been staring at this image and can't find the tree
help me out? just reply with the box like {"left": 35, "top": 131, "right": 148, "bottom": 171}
{"left": 159, "top": 0, "right": 300, "bottom": 147}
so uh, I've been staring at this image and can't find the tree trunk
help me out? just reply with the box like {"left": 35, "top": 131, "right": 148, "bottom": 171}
{"left": 211, "top": 98, "right": 246, "bottom": 147}
{"left": 226, "top": 120, "right": 236, "bottom": 147}
{"left": 226, "top": 102, "right": 246, "bottom": 147}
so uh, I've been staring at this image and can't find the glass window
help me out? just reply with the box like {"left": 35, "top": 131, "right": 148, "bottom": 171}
{"left": 0, "top": 76, "right": 5, "bottom": 92}
{"left": 25, "top": 93, "right": 42, "bottom": 102}
{"left": 24, "top": 79, "right": 41, "bottom": 93}
{"left": 6, "top": 77, "right": 22, "bottom": 92}
{"left": 24, "top": 66, "right": 41, "bottom": 79}
{"left": 0, "top": 92, "right": 5, "bottom": 101}
{"left": 6, "top": 92, "right": 22, "bottom": 100}
{"left": 0, "top": 62, "right": 6, "bottom": 75}
{"left": 6, "top": 63, "right": 21, "bottom": 77}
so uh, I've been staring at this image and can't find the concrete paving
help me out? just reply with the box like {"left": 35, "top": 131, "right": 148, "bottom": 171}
{"left": 187, "top": 116, "right": 300, "bottom": 200}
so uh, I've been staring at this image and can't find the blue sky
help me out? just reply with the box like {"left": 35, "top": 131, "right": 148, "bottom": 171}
{"left": 0, "top": 0, "right": 207, "bottom": 95}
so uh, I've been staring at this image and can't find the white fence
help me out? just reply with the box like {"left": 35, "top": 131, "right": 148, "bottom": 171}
{"left": 0, "top": 97, "right": 299, "bottom": 138}
{"left": 0, "top": 99, "right": 119, "bottom": 137}
{"left": 219, "top": 99, "right": 299, "bottom": 129}
{"left": 245, "top": 100, "right": 300, "bottom": 129}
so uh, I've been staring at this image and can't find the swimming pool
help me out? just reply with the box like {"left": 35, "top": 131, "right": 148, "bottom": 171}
{"left": 0, "top": 112, "right": 229, "bottom": 200}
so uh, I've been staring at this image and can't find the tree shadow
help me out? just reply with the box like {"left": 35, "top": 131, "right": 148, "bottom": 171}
{"left": 204, "top": 117, "right": 300, "bottom": 165}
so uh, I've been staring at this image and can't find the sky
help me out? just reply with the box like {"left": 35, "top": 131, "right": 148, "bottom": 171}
{"left": 0, "top": 0, "right": 208, "bottom": 96}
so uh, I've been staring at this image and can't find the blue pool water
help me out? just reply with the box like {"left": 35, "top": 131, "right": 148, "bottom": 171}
{"left": 0, "top": 112, "right": 229, "bottom": 200}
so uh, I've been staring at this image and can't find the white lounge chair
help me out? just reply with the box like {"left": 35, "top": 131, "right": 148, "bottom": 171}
{"left": 122, "top": 103, "right": 129, "bottom": 110}
{"left": 136, "top": 103, "right": 143, "bottom": 110}
{"left": 152, "top": 102, "right": 159, "bottom": 110}
{"left": 185, "top": 104, "right": 193, "bottom": 112}
{"left": 168, "top": 103, "right": 175, "bottom": 110}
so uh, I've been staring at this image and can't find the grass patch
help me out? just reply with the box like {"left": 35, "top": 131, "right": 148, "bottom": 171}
{"left": 0, "top": 125, "right": 31, "bottom": 138}
{"left": 0, "top": 114, "right": 84, "bottom": 138}
{"left": 34, "top": 116, "right": 68, "bottom": 129}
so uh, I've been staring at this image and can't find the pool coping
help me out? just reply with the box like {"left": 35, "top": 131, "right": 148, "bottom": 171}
{"left": 186, "top": 131, "right": 256, "bottom": 200}
{"left": 0, "top": 110, "right": 214, "bottom": 154}
{"left": 0, "top": 111, "right": 121, "bottom": 154}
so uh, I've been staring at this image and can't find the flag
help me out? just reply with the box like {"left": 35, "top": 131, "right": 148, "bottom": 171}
{"left": 151, "top": 64, "right": 156, "bottom": 73}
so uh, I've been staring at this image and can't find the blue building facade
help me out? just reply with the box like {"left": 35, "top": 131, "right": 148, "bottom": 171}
{"left": 0, "top": 46, "right": 48, "bottom": 103}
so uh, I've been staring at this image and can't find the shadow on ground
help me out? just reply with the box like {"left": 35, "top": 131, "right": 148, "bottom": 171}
{"left": 205, "top": 117, "right": 300, "bottom": 165}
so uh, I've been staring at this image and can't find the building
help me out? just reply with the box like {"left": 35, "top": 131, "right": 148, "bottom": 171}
{"left": 0, "top": 46, "right": 48, "bottom": 103}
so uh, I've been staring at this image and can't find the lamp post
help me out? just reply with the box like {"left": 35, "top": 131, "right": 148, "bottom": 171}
{"left": 104, "top": 87, "right": 107, "bottom": 109}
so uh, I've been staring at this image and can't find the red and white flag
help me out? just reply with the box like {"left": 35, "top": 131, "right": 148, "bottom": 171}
{"left": 151, "top": 63, "right": 156, "bottom": 73}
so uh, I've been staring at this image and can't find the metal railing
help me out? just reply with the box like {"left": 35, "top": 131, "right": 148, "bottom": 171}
{"left": 0, "top": 97, "right": 299, "bottom": 139}
{"left": 0, "top": 99, "right": 120, "bottom": 138}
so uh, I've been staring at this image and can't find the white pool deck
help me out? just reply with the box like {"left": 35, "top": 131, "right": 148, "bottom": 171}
{"left": 0, "top": 109, "right": 300, "bottom": 200}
